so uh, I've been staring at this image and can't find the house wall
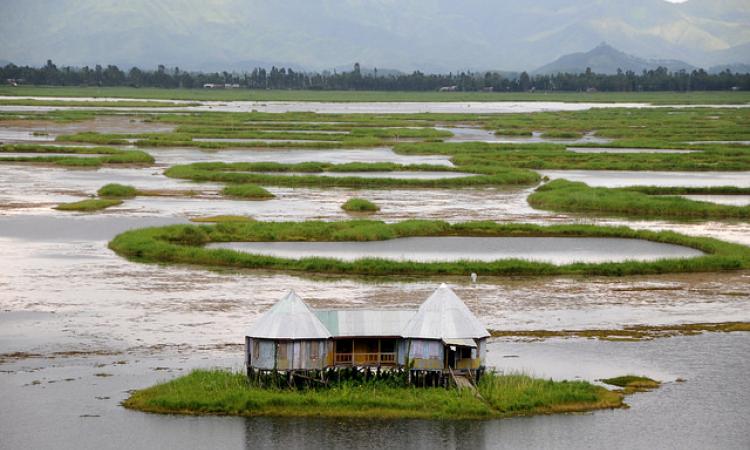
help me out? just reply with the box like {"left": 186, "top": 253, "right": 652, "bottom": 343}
{"left": 274, "top": 339, "right": 329, "bottom": 371}
{"left": 407, "top": 339, "right": 444, "bottom": 370}
{"left": 248, "top": 338, "right": 276, "bottom": 370}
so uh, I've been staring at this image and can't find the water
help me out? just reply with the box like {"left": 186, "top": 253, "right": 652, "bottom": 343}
{"left": 143, "top": 147, "right": 454, "bottom": 166}
{"left": 680, "top": 195, "right": 750, "bottom": 206}
{"left": 247, "top": 170, "right": 475, "bottom": 180}
{"left": 441, "top": 127, "right": 611, "bottom": 144}
{"left": 539, "top": 170, "right": 750, "bottom": 188}
{"left": 208, "top": 236, "right": 704, "bottom": 264}
{"left": 567, "top": 147, "right": 699, "bottom": 154}
{"left": 193, "top": 137, "right": 337, "bottom": 144}
{"left": 0, "top": 333, "right": 747, "bottom": 450}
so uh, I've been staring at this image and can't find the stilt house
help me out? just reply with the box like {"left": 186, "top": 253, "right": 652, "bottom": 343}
{"left": 245, "top": 284, "right": 489, "bottom": 380}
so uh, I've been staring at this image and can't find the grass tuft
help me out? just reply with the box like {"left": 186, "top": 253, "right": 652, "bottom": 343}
{"left": 342, "top": 198, "right": 380, "bottom": 212}
{"left": 55, "top": 198, "right": 123, "bottom": 212}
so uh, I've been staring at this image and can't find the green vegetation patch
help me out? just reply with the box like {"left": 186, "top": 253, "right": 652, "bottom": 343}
{"left": 55, "top": 198, "right": 122, "bottom": 212}
{"left": 97, "top": 183, "right": 138, "bottom": 198}
{"left": 396, "top": 140, "right": 750, "bottom": 172}
{"left": 528, "top": 179, "right": 750, "bottom": 219}
{"left": 342, "top": 198, "right": 380, "bottom": 212}
{"left": 123, "top": 369, "right": 624, "bottom": 419}
{"left": 3, "top": 86, "right": 749, "bottom": 104}
{"left": 601, "top": 375, "right": 660, "bottom": 393}
{"left": 108, "top": 220, "right": 750, "bottom": 277}
{"left": 0, "top": 144, "right": 154, "bottom": 167}
{"left": 164, "top": 161, "right": 539, "bottom": 189}
{"left": 222, "top": 184, "right": 275, "bottom": 200}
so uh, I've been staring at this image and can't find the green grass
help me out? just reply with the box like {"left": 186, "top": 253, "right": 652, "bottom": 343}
{"left": 395, "top": 141, "right": 750, "bottom": 171}
{"left": 528, "top": 179, "right": 750, "bottom": 219}
{"left": 122, "top": 369, "right": 625, "bottom": 419}
{"left": 3, "top": 86, "right": 749, "bottom": 104}
{"left": 97, "top": 183, "right": 138, "bottom": 198}
{"left": 601, "top": 375, "right": 660, "bottom": 393}
{"left": 55, "top": 198, "right": 123, "bottom": 211}
{"left": 0, "top": 144, "right": 154, "bottom": 167}
{"left": 540, "top": 130, "right": 584, "bottom": 139}
{"left": 108, "top": 220, "right": 750, "bottom": 278}
{"left": 163, "top": 161, "right": 540, "bottom": 189}
{"left": 222, "top": 184, "right": 275, "bottom": 200}
{"left": 341, "top": 198, "right": 380, "bottom": 212}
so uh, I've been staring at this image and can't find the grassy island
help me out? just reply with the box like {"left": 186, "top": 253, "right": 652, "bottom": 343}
{"left": 601, "top": 375, "right": 660, "bottom": 393}
{"left": 0, "top": 144, "right": 154, "bottom": 167}
{"left": 123, "top": 369, "right": 629, "bottom": 420}
{"left": 222, "top": 184, "right": 275, "bottom": 200}
{"left": 55, "top": 198, "right": 123, "bottom": 211}
{"left": 529, "top": 179, "right": 750, "bottom": 220}
{"left": 108, "top": 220, "right": 750, "bottom": 277}
{"left": 342, "top": 198, "right": 380, "bottom": 212}
{"left": 163, "top": 161, "right": 539, "bottom": 189}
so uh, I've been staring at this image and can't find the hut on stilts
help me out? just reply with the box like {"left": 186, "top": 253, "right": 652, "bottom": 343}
{"left": 245, "top": 284, "right": 489, "bottom": 387}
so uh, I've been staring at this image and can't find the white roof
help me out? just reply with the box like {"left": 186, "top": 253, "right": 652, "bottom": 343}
{"left": 246, "top": 290, "right": 332, "bottom": 340}
{"left": 402, "top": 284, "right": 490, "bottom": 340}
{"left": 314, "top": 310, "right": 417, "bottom": 337}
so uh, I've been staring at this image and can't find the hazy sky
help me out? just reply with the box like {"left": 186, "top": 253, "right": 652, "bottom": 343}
{"left": 0, "top": 0, "right": 747, "bottom": 71}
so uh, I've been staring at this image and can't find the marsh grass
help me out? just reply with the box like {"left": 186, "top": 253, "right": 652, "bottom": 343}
{"left": 97, "top": 183, "right": 138, "bottom": 198}
{"left": 2, "top": 86, "right": 749, "bottom": 104}
{"left": 601, "top": 376, "right": 660, "bottom": 393}
{"left": 222, "top": 184, "right": 275, "bottom": 200}
{"left": 164, "top": 161, "right": 539, "bottom": 188}
{"left": 0, "top": 144, "right": 154, "bottom": 167}
{"left": 529, "top": 179, "right": 750, "bottom": 219}
{"left": 122, "top": 369, "right": 624, "bottom": 419}
{"left": 108, "top": 220, "right": 750, "bottom": 277}
{"left": 341, "top": 198, "right": 380, "bottom": 212}
{"left": 55, "top": 198, "right": 123, "bottom": 211}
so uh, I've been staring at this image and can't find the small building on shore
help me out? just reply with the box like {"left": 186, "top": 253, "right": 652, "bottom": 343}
{"left": 245, "top": 284, "right": 489, "bottom": 383}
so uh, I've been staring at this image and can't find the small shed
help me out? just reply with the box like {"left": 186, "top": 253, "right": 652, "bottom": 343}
{"left": 245, "top": 290, "right": 332, "bottom": 371}
{"left": 401, "top": 284, "right": 490, "bottom": 372}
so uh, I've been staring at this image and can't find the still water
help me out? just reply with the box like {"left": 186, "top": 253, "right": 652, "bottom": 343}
{"left": 539, "top": 170, "right": 750, "bottom": 188}
{"left": 1, "top": 334, "right": 747, "bottom": 450}
{"left": 208, "top": 236, "right": 704, "bottom": 264}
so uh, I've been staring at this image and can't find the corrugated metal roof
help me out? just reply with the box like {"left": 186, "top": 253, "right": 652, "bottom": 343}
{"left": 315, "top": 310, "right": 417, "bottom": 337}
{"left": 443, "top": 338, "right": 477, "bottom": 348}
{"left": 402, "top": 284, "right": 490, "bottom": 339}
{"left": 246, "top": 290, "right": 332, "bottom": 340}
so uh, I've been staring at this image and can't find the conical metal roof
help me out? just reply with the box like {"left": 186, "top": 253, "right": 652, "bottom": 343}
{"left": 401, "top": 284, "right": 490, "bottom": 339}
{"left": 246, "top": 290, "right": 332, "bottom": 339}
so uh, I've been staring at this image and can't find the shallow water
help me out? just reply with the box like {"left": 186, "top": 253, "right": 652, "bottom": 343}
{"left": 248, "top": 170, "right": 474, "bottom": 180}
{"left": 143, "top": 147, "right": 454, "bottom": 166}
{"left": 680, "top": 194, "right": 750, "bottom": 206}
{"left": 0, "top": 129, "right": 56, "bottom": 142}
{"left": 441, "top": 127, "right": 611, "bottom": 144}
{"left": 567, "top": 147, "right": 699, "bottom": 154}
{"left": 192, "top": 137, "right": 338, "bottom": 144}
{"left": 539, "top": 170, "right": 750, "bottom": 188}
{"left": 0, "top": 331, "right": 747, "bottom": 450}
{"left": 208, "top": 236, "right": 704, "bottom": 264}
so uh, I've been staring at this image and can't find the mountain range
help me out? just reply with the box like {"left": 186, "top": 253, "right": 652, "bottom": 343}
{"left": 1, "top": 0, "right": 748, "bottom": 72}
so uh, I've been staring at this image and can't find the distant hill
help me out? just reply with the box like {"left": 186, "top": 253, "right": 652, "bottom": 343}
{"left": 535, "top": 43, "right": 695, "bottom": 75}
{"left": 709, "top": 63, "right": 750, "bottom": 74}
{"left": 0, "top": 0, "right": 747, "bottom": 72}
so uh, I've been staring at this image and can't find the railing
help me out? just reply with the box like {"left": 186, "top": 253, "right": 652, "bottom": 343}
{"left": 334, "top": 352, "right": 396, "bottom": 366}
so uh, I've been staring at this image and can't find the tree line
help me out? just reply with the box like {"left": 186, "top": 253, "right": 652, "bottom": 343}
{"left": 2, "top": 60, "right": 748, "bottom": 91}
